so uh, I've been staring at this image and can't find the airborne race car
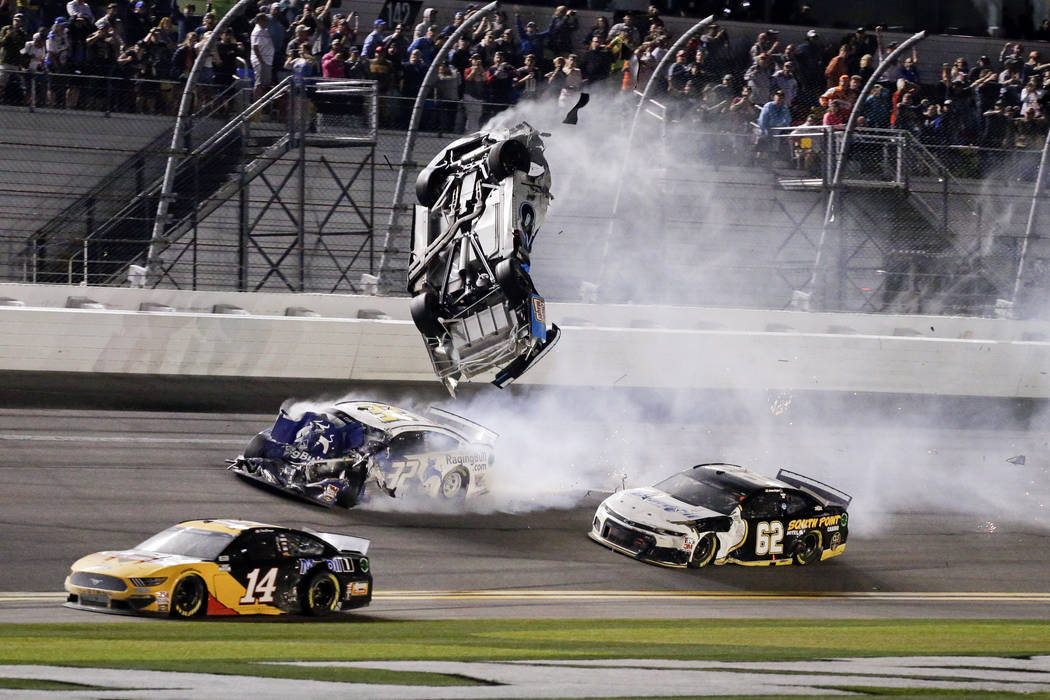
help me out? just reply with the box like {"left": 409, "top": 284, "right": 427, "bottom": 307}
{"left": 65, "top": 519, "right": 371, "bottom": 617}
{"left": 590, "top": 464, "right": 851, "bottom": 568}
{"left": 228, "top": 401, "right": 496, "bottom": 508}
{"left": 408, "top": 121, "right": 561, "bottom": 395}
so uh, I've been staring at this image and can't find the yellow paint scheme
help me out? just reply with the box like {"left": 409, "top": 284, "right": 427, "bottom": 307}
{"left": 64, "top": 520, "right": 287, "bottom": 616}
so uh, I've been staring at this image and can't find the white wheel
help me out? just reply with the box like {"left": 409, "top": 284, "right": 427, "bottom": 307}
{"left": 439, "top": 469, "right": 466, "bottom": 498}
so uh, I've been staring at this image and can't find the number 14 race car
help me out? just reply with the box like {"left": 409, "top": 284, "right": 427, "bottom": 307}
{"left": 590, "top": 463, "right": 851, "bottom": 568}
{"left": 228, "top": 401, "right": 496, "bottom": 508}
{"left": 64, "top": 519, "right": 371, "bottom": 617}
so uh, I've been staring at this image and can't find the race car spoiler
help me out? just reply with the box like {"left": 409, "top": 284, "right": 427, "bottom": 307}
{"left": 312, "top": 531, "right": 370, "bottom": 555}
{"left": 776, "top": 469, "right": 853, "bottom": 508}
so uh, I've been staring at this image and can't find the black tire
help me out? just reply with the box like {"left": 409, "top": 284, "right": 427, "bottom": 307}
{"left": 169, "top": 575, "right": 207, "bottom": 618}
{"left": 487, "top": 139, "right": 531, "bottom": 181}
{"left": 687, "top": 533, "right": 718, "bottom": 568}
{"left": 415, "top": 165, "right": 447, "bottom": 207}
{"left": 335, "top": 470, "right": 365, "bottom": 509}
{"left": 794, "top": 531, "right": 822, "bottom": 565}
{"left": 242, "top": 433, "right": 268, "bottom": 458}
{"left": 410, "top": 291, "right": 444, "bottom": 337}
{"left": 494, "top": 258, "right": 533, "bottom": 305}
{"left": 439, "top": 468, "right": 468, "bottom": 499}
{"left": 301, "top": 569, "right": 341, "bottom": 616}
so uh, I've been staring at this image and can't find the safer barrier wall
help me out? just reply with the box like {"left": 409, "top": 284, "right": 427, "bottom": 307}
{"left": 2, "top": 284, "right": 1048, "bottom": 398}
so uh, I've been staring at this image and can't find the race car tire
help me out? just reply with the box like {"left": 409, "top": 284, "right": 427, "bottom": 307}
{"left": 415, "top": 165, "right": 447, "bottom": 207}
{"left": 439, "top": 468, "right": 468, "bottom": 499}
{"left": 301, "top": 569, "right": 341, "bottom": 617}
{"left": 169, "top": 575, "right": 207, "bottom": 618}
{"left": 687, "top": 533, "right": 718, "bottom": 568}
{"left": 242, "top": 433, "right": 268, "bottom": 458}
{"left": 410, "top": 291, "right": 444, "bottom": 337}
{"left": 336, "top": 471, "right": 366, "bottom": 509}
{"left": 487, "top": 139, "right": 531, "bottom": 181}
{"left": 494, "top": 258, "right": 533, "bottom": 305}
{"left": 794, "top": 531, "right": 823, "bottom": 565}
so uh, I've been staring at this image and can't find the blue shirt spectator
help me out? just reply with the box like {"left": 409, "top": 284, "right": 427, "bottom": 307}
{"left": 757, "top": 90, "right": 791, "bottom": 134}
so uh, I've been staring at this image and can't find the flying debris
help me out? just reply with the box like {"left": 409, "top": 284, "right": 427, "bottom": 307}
{"left": 562, "top": 92, "right": 590, "bottom": 124}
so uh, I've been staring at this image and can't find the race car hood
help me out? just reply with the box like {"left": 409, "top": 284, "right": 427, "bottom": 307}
{"left": 70, "top": 550, "right": 203, "bottom": 576}
{"left": 603, "top": 488, "right": 727, "bottom": 530}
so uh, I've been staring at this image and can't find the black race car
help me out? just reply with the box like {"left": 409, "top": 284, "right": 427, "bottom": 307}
{"left": 590, "top": 464, "right": 851, "bottom": 568}
{"left": 408, "top": 121, "right": 560, "bottom": 396}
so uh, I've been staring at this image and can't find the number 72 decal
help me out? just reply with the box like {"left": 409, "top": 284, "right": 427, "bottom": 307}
{"left": 755, "top": 521, "right": 784, "bottom": 556}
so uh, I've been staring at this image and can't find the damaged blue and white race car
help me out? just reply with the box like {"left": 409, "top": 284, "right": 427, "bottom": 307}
{"left": 590, "top": 463, "right": 851, "bottom": 568}
{"left": 228, "top": 401, "right": 496, "bottom": 508}
{"left": 408, "top": 121, "right": 560, "bottom": 396}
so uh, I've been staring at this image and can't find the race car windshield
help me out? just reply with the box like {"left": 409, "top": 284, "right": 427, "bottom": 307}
{"left": 653, "top": 472, "right": 748, "bottom": 514}
{"left": 135, "top": 527, "right": 235, "bottom": 560}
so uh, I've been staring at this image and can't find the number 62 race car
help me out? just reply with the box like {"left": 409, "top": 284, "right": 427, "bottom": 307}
{"left": 64, "top": 519, "right": 372, "bottom": 617}
{"left": 590, "top": 463, "right": 851, "bottom": 568}
{"left": 408, "top": 121, "right": 561, "bottom": 395}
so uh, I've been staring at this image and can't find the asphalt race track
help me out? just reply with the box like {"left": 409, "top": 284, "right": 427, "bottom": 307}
{"left": 1, "top": 401, "right": 1049, "bottom": 623}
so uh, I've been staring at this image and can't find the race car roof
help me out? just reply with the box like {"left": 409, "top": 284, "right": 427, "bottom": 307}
{"left": 176, "top": 519, "right": 275, "bottom": 536}
{"left": 690, "top": 464, "right": 787, "bottom": 494}
{"left": 333, "top": 401, "right": 438, "bottom": 431}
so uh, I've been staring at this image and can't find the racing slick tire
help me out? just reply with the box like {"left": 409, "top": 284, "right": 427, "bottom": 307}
{"left": 169, "top": 574, "right": 207, "bottom": 618}
{"left": 242, "top": 433, "right": 268, "bottom": 458}
{"left": 410, "top": 291, "right": 445, "bottom": 337}
{"left": 687, "top": 533, "right": 718, "bottom": 568}
{"left": 439, "top": 468, "right": 468, "bottom": 499}
{"left": 494, "top": 258, "right": 533, "bottom": 305}
{"left": 415, "top": 165, "right": 448, "bottom": 207}
{"left": 301, "top": 569, "right": 341, "bottom": 617}
{"left": 487, "top": 139, "right": 530, "bottom": 181}
{"left": 794, "top": 531, "right": 823, "bottom": 565}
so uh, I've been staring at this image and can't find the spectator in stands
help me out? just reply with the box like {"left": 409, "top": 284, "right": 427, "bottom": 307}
{"left": 728, "top": 84, "right": 759, "bottom": 132}
{"left": 170, "top": 2, "right": 198, "bottom": 43}
{"left": 1020, "top": 75, "right": 1044, "bottom": 116}
{"left": 125, "top": 1, "right": 153, "bottom": 47}
{"left": 461, "top": 52, "right": 485, "bottom": 130}
{"left": 791, "top": 28, "right": 825, "bottom": 94}
{"left": 414, "top": 7, "right": 436, "bottom": 40}
{"left": 494, "top": 27, "right": 518, "bottom": 66}
{"left": 548, "top": 6, "right": 577, "bottom": 56}
{"left": 583, "top": 15, "right": 608, "bottom": 46}
{"left": 250, "top": 13, "right": 273, "bottom": 98}
{"left": 212, "top": 25, "right": 240, "bottom": 87}
{"left": 433, "top": 60, "right": 459, "bottom": 131}
{"left": 823, "top": 98, "right": 851, "bottom": 126}
{"left": 344, "top": 45, "right": 367, "bottom": 79}
{"left": 407, "top": 24, "right": 437, "bottom": 66}
{"left": 0, "top": 12, "right": 28, "bottom": 101}
{"left": 472, "top": 29, "right": 498, "bottom": 66}
{"left": 65, "top": 0, "right": 90, "bottom": 21}
{"left": 171, "top": 29, "right": 195, "bottom": 79}
{"left": 606, "top": 27, "right": 633, "bottom": 78}
{"left": 320, "top": 39, "right": 343, "bottom": 77}
{"left": 544, "top": 53, "right": 565, "bottom": 97}
{"left": 400, "top": 46, "right": 426, "bottom": 101}
{"left": 44, "top": 17, "right": 69, "bottom": 107}
{"left": 899, "top": 54, "right": 920, "bottom": 84}
{"left": 556, "top": 52, "right": 581, "bottom": 106}
{"left": 361, "top": 18, "right": 384, "bottom": 59}
{"left": 757, "top": 88, "right": 790, "bottom": 159}
{"left": 515, "top": 15, "right": 548, "bottom": 69}
{"left": 745, "top": 52, "right": 774, "bottom": 104}
{"left": 439, "top": 11, "right": 462, "bottom": 41}
{"left": 860, "top": 82, "right": 891, "bottom": 127}
{"left": 382, "top": 21, "right": 410, "bottom": 61}
{"left": 21, "top": 30, "right": 47, "bottom": 105}
{"left": 486, "top": 50, "right": 515, "bottom": 117}
{"left": 857, "top": 53, "right": 874, "bottom": 84}
{"left": 579, "top": 34, "right": 611, "bottom": 86}
{"left": 789, "top": 113, "right": 822, "bottom": 172}
{"left": 999, "top": 59, "right": 1023, "bottom": 105}
{"left": 607, "top": 13, "right": 639, "bottom": 47}
{"left": 666, "top": 47, "right": 689, "bottom": 95}
{"left": 749, "top": 29, "right": 778, "bottom": 61}
{"left": 771, "top": 59, "right": 798, "bottom": 110}
{"left": 514, "top": 52, "right": 539, "bottom": 100}
{"left": 981, "top": 99, "right": 1010, "bottom": 147}
{"left": 285, "top": 23, "right": 310, "bottom": 63}
{"left": 447, "top": 35, "right": 470, "bottom": 79}
{"left": 824, "top": 43, "right": 849, "bottom": 88}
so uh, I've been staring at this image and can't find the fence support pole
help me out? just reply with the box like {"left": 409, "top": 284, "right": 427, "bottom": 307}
{"left": 804, "top": 30, "right": 926, "bottom": 309}
{"left": 1011, "top": 126, "right": 1050, "bottom": 309}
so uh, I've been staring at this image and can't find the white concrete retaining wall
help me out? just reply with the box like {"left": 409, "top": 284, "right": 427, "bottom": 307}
{"left": 2, "top": 283, "right": 1049, "bottom": 397}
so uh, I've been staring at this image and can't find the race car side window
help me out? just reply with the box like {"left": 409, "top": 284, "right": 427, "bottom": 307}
{"left": 746, "top": 492, "right": 785, "bottom": 520}
{"left": 424, "top": 431, "right": 461, "bottom": 452}
{"left": 241, "top": 532, "right": 278, "bottom": 561}
{"left": 389, "top": 431, "right": 426, "bottom": 453}
{"left": 782, "top": 492, "right": 811, "bottom": 516}
{"left": 281, "top": 532, "right": 326, "bottom": 558}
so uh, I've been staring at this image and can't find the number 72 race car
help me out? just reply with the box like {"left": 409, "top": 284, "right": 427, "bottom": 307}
{"left": 590, "top": 463, "right": 851, "bottom": 568}
{"left": 64, "top": 519, "right": 372, "bottom": 617}
{"left": 408, "top": 121, "right": 561, "bottom": 396}
{"left": 228, "top": 400, "right": 496, "bottom": 508}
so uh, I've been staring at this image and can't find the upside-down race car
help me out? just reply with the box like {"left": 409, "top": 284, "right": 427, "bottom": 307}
{"left": 64, "top": 519, "right": 371, "bottom": 617}
{"left": 408, "top": 121, "right": 561, "bottom": 395}
{"left": 228, "top": 401, "right": 496, "bottom": 508}
{"left": 590, "top": 464, "right": 851, "bottom": 568}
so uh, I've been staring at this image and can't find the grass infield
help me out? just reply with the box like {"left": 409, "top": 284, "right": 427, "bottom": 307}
{"left": 1, "top": 618, "right": 1048, "bottom": 686}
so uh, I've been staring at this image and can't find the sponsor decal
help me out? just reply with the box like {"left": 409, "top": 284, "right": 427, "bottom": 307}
{"left": 531, "top": 296, "right": 546, "bottom": 323}
{"left": 787, "top": 514, "right": 843, "bottom": 531}
{"left": 349, "top": 581, "right": 369, "bottom": 596}
{"left": 446, "top": 453, "right": 487, "bottom": 466}
{"left": 840, "top": 513, "right": 849, "bottom": 527}
{"left": 298, "top": 557, "right": 354, "bottom": 575}
{"left": 323, "top": 483, "right": 340, "bottom": 502}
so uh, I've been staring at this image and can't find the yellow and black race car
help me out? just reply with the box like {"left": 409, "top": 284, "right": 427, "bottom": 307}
{"left": 64, "top": 519, "right": 372, "bottom": 617}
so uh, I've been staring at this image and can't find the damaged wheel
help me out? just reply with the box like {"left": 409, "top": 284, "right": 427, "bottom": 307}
{"left": 487, "top": 139, "right": 530, "bottom": 181}
{"left": 687, "top": 533, "right": 718, "bottom": 568}
{"left": 410, "top": 291, "right": 444, "bottom": 337}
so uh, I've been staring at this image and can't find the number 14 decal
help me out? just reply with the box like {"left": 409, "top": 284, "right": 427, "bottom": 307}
{"left": 239, "top": 567, "right": 278, "bottom": 603}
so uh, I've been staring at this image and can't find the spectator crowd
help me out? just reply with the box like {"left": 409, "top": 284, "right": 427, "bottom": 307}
{"left": 1, "top": 0, "right": 1050, "bottom": 161}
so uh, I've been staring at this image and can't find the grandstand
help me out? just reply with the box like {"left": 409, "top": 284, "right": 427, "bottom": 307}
{"left": 2, "top": 1, "right": 1050, "bottom": 318}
